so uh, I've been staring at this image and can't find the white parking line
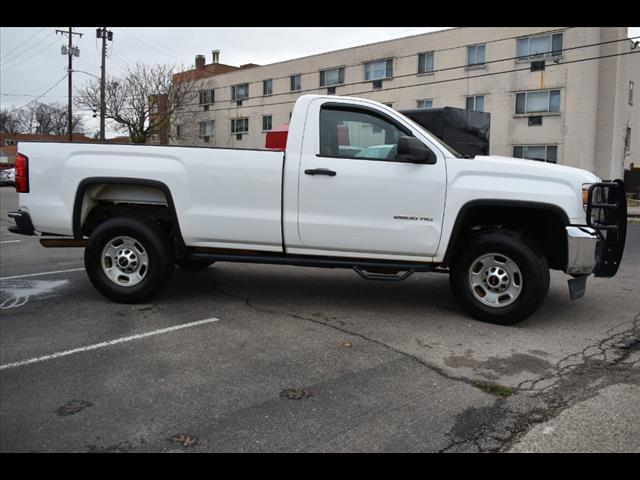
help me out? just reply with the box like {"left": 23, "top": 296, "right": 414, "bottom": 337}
{"left": 0, "top": 268, "right": 85, "bottom": 281}
{"left": 0, "top": 240, "right": 21, "bottom": 244}
{"left": 0, "top": 318, "right": 220, "bottom": 371}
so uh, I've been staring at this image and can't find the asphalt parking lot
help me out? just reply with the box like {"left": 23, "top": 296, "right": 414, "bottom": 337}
{"left": 1, "top": 186, "right": 638, "bottom": 453}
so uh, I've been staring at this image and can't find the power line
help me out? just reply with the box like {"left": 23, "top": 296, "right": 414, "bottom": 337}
{"left": 2, "top": 32, "right": 56, "bottom": 67}
{"left": 78, "top": 32, "right": 100, "bottom": 73}
{"left": 113, "top": 27, "right": 183, "bottom": 63}
{"left": 1, "top": 35, "right": 59, "bottom": 73}
{"left": 61, "top": 37, "right": 639, "bottom": 115}
{"left": 1, "top": 27, "right": 47, "bottom": 61}
{"left": 6, "top": 74, "right": 68, "bottom": 113}
{"left": 252, "top": 27, "right": 448, "bottom": 65}
{"left": 174, "top": 36, "right": 640, "bottom": 112}
{"left": 194, "top": 27, "right": 576, "bottom": 90}
{"left": 1, "top": 93, "right": 70, "bottom": 98}
{"left": 174, "top": 49, "right": 640, "bottom": 116}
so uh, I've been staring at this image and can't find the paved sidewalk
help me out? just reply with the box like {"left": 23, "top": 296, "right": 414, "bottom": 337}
{"left": 509, "top": 383, "right": 640, "bottom": 453}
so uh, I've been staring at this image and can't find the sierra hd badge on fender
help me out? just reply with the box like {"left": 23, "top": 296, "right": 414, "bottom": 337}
{"left": 394, "top": 215, "right": 433, "bottom": 222}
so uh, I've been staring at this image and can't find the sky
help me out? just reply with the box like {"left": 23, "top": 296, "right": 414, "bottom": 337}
{"left": 2, "top": 26, "right": 639, "bottom": 138}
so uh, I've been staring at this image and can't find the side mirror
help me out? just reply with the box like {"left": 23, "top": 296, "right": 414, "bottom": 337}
{"left": 397, "top": 136, "right": 436, "bottom": 164}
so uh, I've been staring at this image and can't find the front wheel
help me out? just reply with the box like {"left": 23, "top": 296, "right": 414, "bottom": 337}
{"left": 84, "top": 217, "right": 175, "bottom": 303}
{"left": 449, "top": 231, "right": 550, "bottom": 325}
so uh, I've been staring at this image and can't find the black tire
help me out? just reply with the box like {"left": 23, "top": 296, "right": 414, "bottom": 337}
{"left": 449, "top": 230, "right": 550, "bottom": 325}
{"left": 175, "top": 257, "right": 215, "bottom": 270}
{"left": 84, "top": 216, "right": 175, "bottom": 303}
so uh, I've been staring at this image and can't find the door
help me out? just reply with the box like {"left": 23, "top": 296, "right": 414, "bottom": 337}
{"left": 296, "top": 102, "right": 447, "bottom": 259}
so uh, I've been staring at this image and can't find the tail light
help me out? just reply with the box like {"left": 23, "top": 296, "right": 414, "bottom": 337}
{"left": 15, "top": 152, "right": 29, "bottom": 193}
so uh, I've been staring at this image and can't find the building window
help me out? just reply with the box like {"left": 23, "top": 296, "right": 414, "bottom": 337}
{"left": 625, "top": 127, "right": 632, "bottom": 152}
{"left": 263, "top": 79, "right": 273, "bottom": 96}
{"left": 150, "top": 134, "right": 160, "bottom": 144}
{"left": 467, "top": 44, "right": 486, "bottom": 66}
{"left": 466, "top": 95, "right": 485, "bottom": 112}
{"left": 175, "top": 125, "right": 182, "bottom": 138}
{"left": 262, "top": 115, "right": 273, "bottom": 132}
{"left": 517, "top": 33, "right": 563, "bottom": 61}
{"left": 417, "top": 52, "right": 434, "bottom": 74}
{"left": 513, "top": 145, "right": 558, "bottom": 163}
{"left": 364, "top": 59, "right": 393, "bottom": 81}
{"left": 290, "top": 74, "right": 301, "bottom": 91}
{"left": 320, "top": 67, "right": 345, "bottom": 87}
{"left": 199, "top": 89, "right": 215, "bottom": 105}
{"left": 199, "top": 120, "right": 214, "bottom": 137}
{"left": 231, "top": 117, "right": 249, "bottom": 134}
{"left": 417, "top": 99, "right": 433, "bottom": 109}
{"left": 4, "top": 139, "right": 17, "bottom": 146}
{"left": 630, "top": 81, "right": 634, "bottom": 105}
{"left": 231, "top": 83, "right": 249, "bottom": 101}
{"left": 515, "top": 89, "right": 560, "bottom": 114}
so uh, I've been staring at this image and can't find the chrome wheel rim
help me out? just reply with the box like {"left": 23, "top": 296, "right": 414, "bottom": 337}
{"left": 468, "top": 253, "right": 522, "bottom": 308}
{"left": 101, "top": 236, "right": 148, "bottom": 287}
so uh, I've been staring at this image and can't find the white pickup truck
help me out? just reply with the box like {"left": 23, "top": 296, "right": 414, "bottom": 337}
{"left": 8, "top": 95, "right": 627, "bottom": 325}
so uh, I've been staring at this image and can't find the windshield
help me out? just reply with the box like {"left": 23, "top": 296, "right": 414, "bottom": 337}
{"left": 394, "top": 110, "right": 464, "bottom": 158}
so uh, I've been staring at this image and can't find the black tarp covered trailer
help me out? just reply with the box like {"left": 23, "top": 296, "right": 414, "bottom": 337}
{"left": 399, "top": 107, "right": 491, "bottom": 157}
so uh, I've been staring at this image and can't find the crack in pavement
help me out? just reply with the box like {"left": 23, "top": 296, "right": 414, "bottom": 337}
{"left": 212, "top": 280, "right": 640, "bottom": 453}
{"left": 213, "top": 282, "right": 494, "bottom": 397}
{"left": 516, "top": 312, "right": 640, "bottom": 392}
{"left": 440, "top": 328, "right": 640, "bottom": 452}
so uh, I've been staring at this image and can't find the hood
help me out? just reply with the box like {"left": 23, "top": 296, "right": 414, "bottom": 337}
{"left": 470, "top": 155, "right": 600, "bottom": 184}
{"left": 444, "top": 154, "right": 601, "bottom": 224}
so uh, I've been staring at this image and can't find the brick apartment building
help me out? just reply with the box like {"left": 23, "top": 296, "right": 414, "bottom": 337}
{"left": 170, "top": 27, "right": 640, "bottom": 180}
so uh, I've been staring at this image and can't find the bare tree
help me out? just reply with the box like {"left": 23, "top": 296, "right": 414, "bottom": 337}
{"left": 3, "top": 102, "right": 85, "bottom": 135}
{"left": 32, "top": 103, "right": 84, "bottom": 135}
{"left": 75, "top": 62, "right": 197, "bottom": 144}
{"left": 0, "top": 109, "right": 23, "bottom": 133}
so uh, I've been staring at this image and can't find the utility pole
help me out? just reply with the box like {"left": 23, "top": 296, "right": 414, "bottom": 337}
{"left": 97, "top": 27, "right": 113, "bottom": 141}
{"left": 56, "top": 28, "right": 83, "bottom": 141}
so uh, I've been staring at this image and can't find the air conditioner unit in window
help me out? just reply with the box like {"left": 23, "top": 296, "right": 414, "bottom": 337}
{"left": 528, "top": 116, "right": 543, "bottom": 126}
{"left": 530, "top": 60, "right": 545, "bottom": 72}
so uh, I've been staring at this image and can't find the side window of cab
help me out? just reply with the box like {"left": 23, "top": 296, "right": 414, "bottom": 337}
{"left": 319, "top": 106, "right": 408, "bottom": 161}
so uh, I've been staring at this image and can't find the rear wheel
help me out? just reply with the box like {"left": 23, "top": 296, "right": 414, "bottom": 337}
{"left": 175, "top": 257, "right": 215, "bottom": 271}
{"left": 449, "top": 230, "right": 549, "bottom": 325}
{"left": 85, "top": 217, "right": 175, "bottom": 303}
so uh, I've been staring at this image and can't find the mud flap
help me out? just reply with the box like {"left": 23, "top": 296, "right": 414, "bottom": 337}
{"left": 568, "top": 275, "right": 588, "bottom": 300}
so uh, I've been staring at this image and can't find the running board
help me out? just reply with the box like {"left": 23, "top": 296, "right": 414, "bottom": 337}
{"left": 190, "top": 250, "right": 435, "bottom": 273}
{"left": 353, "top": 266, "right": 415, "bottom": 282}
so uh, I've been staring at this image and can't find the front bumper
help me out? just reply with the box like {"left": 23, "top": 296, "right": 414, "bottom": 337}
{"left": 563, "top": 180, "right": 627, "bottom": 299}
{"left": 565, "top": 226, "right": 600, "bottom": 276}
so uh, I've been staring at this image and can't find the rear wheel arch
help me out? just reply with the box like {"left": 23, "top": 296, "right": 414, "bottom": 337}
{"left": 72, "top": 177, "right": 184, "bottom": 245}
